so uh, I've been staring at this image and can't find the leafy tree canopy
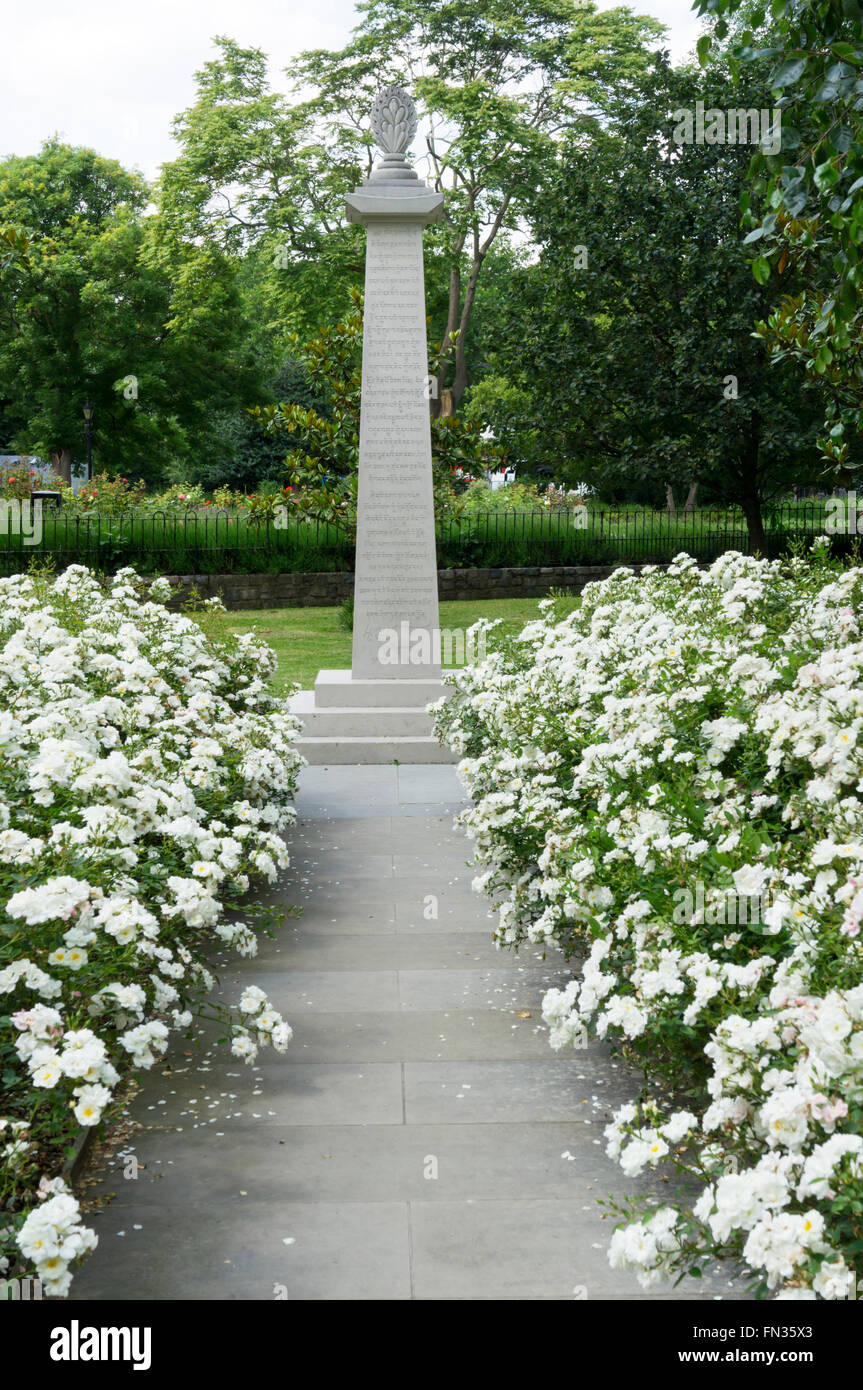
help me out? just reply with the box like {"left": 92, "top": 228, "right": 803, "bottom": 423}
{"left": 0, "top": 139, "right": 258, "bottom": 484}
{"left": 488, "top": 54, "right": 830, "bottom": 545}
{"left": 696, "top": 0, "right": 863, "bottom": 468}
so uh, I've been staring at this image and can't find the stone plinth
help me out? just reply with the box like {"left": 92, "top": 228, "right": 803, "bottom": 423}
{"left": 292, "top": 671, "right": 454, "bottom": 765}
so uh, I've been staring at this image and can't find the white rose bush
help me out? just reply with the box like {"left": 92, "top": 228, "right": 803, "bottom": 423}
{"left": 430, "top": 548, "right": 863, "bottom": 1299}
{"left": 0, "top": 566, "right": 303, "bottom": 1295}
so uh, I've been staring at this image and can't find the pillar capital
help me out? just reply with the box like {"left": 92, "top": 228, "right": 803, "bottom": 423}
{"left": 346, "top": 86, "right": 444, "bottom": 226}
{"left": 345, "top": 185, "right": 444, "bottom": 226}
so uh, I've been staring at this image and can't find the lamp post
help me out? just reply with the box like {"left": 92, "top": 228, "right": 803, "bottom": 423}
{"left": 82, "top": 400, "right": 93, "bottom": 481}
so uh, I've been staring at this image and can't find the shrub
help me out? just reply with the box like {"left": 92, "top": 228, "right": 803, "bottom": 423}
{"left": 142, "top": 482, "right": 207, "bottom": 513}
{"left": 0, "top": 463, "right": 64, "bottom": 501}
{"left": 0, "top": 565, "right": 304, "bottom": 1295}
{"left": 70, "top": 474, "right": 146, "bottom": 515}
{"left": 458, "top": 480, "right": 546, "bottom": 513}
{"left": 431, "top": 548, "right": 863, "bottom": 1299}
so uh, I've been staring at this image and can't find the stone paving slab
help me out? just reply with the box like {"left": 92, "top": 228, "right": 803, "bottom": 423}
{"left": 178, "top": 1009, "right": 562, "bottom": 1064}
{"left": 402, "top": 1060, "right": 629, "bottom": 1124}
{"left": 131, "top": 1061, "right": 406, "bottom": 1127}
{"left": 289, "top": 814, "right": 468, "bottom": 852}
{"left": 294, "top": 765, "right": 470, "bottom": 820}
{"left": 396, "top": 966, "right": 564, "bottom": 1012}
{"left": 69, "top": 763, "right": 745, "bottom": 1302}
{"left": 278, "top": 905, "right": 400, "bottom": 936}
{"left": 245, "top": 967, "right": 404, "bottom": 1014}
{"left": 70, "top": 1201, "right": 413, "bottom": 1301}
{"left": 407, "top": 1200, "right": 740, "bottom": 1302}
{"left": 274, "top": 883, "right": 492, "bottom": 932}
{"left": 224, "top": 931, "right": 502, "bottom": 973}
{"left": 79, "top": 1123, "right": 627, "bottom": 1206}
{"left": 287, "top": 851, "right": 399, "bottom": 878}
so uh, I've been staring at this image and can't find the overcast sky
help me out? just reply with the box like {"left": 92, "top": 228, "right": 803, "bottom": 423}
{"left": 2, "top": 1, "right": 705, "bottom": 183}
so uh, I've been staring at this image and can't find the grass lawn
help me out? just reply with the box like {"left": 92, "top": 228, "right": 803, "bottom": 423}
{"left": 224, "top": 597, "right": 568, "bottom": 693}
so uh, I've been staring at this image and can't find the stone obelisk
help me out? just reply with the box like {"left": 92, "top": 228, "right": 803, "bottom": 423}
{"left": 290, "top": 87, "right": 455, "bottom": 763}
{"left": 347, "top": 86, "right": 444, "bottom": 680}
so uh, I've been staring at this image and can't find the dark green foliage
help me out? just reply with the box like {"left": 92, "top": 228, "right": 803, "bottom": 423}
{"left": 506, "top": 57, "right": 830, "bottom": 547}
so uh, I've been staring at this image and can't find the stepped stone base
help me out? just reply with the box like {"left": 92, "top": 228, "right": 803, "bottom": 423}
{"left": 290, "top": 669, "right": 457, "bottom": 765}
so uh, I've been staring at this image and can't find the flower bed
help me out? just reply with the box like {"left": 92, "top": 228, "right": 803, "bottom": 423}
{"left": 431, "top": 549, "right": 863, "bottom": 1299}
{"left": 0, "top": 566, "right": 303, "bottom": 1295}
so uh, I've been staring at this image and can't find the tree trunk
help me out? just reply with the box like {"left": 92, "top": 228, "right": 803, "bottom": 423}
{"left": 740, "top": 414, "right": 766, "bottom": 554}
{"left": 50, "top": 448, "right": 72, "bottom": 484}
{"left": 451, "top": 252, "right": 485, "bottom": 407}
{"left": 741, "top": 494, "right": 767, "bottom": 554}
{"left": 432, "top": 194, "right": 511, "bottom": 413}
{"left": 665, "top": 483, "right": 677, "bottom": 519}
{"left": 682, "top": 481, "right": 699, "bottom": 516}
{"left": 432, "top": 259, "right": 463, "bottom": 420}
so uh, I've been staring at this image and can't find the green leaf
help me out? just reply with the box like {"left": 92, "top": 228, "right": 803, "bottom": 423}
{"left": 777, "top": 125, "right": 801, "bottom": 151}
{"left": 769, "top": 57, "right": 807, "bottom": 88}
{"left": 814, "top": 161, "right": 841, "bottom": 191}
{"left": 752, "top": 256, "right": 771, "bottom": 284}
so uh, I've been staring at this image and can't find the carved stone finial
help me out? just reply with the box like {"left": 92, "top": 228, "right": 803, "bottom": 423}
{"left": 370, "top": 86, "right": 418, "bottom": 156}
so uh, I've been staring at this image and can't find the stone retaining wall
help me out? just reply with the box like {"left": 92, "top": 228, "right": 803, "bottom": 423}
{"left": 166, "top": 562, "right": 701, "bottom": 610}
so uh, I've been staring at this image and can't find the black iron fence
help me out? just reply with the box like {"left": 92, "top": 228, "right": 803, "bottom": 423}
{"left": 0, "top": 503, "right": 838, "bottom": 577}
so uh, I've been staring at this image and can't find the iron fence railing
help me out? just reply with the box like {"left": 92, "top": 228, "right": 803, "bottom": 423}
{"left": 0, "top": 503, "right": 835, "bottom": 577}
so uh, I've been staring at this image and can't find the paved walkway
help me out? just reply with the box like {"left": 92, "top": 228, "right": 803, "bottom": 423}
{"left": 71, "top": 765, "right": 739, "bottom": 1301}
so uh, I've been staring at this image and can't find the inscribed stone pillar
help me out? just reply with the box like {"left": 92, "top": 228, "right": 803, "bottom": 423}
{"left": 345, "top": 86, "right": 444, "bottom": 680}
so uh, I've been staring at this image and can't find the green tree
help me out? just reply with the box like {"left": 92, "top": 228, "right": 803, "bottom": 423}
{"left": 462, "top": 373, "right": 545, "bottom": 472}
{"left": 159, "top": 37, "right": 364, "bottom": 347}
{"left": 301, "top": 0, "right": 663, "bottom": 409}
{"left": 696, "top": 0, "right": 863, "bottom": 470}
{"left": 183, "top": 359, "right": 327, "bottom": 493}
{"left": 502, "top": 56, "right": 827, "bottom": 547}
{"left": 0, "top": 140, "right": 256, "bottom": 484}
{"left": 160, "top": 3, "right": 664, "bottom": 409}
